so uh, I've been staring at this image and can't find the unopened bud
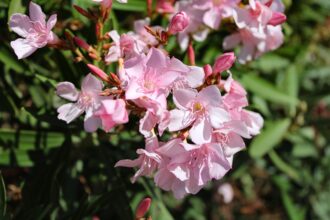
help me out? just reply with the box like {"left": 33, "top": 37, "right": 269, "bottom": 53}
{"left": 135, "top": 197, "right": 151, "bottom": 219}
{"left": 268, "top": 12, "right": 286, "bottom": 26}
{"left": 73, "top": 5, "right": 95, "bottom": 19}
{"left": 87, "top": 64, "right": 110, "bottom": 83}
{"left": 73, "top": 37, "right": 90, "bottom": 51}
{"left": 203, "top": 64, "right": 213, "bottom": 78}
{"left": 168, "top": 11, "right": 189, "bottom": 35}
{"left": 213, "top": 52, "right": 236, "bottom": 74}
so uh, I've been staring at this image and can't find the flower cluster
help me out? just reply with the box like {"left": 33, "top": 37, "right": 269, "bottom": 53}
{"left": 8, "top": 0, "right": 285, "bottom": 198}
{"left": 171, "top": 0, "right": 286, "bottom": 63}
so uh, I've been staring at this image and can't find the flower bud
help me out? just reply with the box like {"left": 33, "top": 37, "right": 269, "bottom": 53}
{"left": 135, "top": 197, "right": 151, "bottom": 219}
{"left": 87, "top": 64, "right": 110, "bottom": 83}
{"left": 73, "top": 37, "right": 90, "bottom": 51}
{"left": 168, "top": 11, "right": 189, "bottom": 35}
{"left": 203, "top": 64, "right": 213, "bottom": 78}
{"left": 268, "top": 12, "right": 287, "bottom": 26}
{"left": 213, "top": 52, "right": 236, "bottom": 74}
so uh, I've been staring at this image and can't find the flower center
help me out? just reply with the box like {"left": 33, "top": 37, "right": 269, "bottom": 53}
{"left": 193, "top": 102, "right": 204, "bottom": 113}
{"left": 143, "top": 80, "right": 155, "bottom": 91}
{"left": 78, "top": 92, "right": 93, "bottom": 108}
{"left": 213, "top": 0, "right": 223, "bottom": 6}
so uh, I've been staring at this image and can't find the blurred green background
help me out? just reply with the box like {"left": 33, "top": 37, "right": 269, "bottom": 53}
{"left": 0, "top": 0, "right": 330, "bottom": 219}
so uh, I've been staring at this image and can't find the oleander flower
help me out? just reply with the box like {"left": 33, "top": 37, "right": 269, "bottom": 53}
{"left": 155, "top": 138, "right": 231, "bottom": 199}
{"left": 115, "top": 136, "right": 162, "bottom": 183}
{"left": 168, "top": 85, "right": 230, "bottom": 144}
{"left": 9, "top": 2, "right": 58, "bottom": 59}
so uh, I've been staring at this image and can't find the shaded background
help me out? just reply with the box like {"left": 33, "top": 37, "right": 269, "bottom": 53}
{"left": 0, "top": 0, "right": 330, "bottom": 219}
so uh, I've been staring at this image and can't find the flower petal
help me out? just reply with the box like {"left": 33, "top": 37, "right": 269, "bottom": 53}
{"left": 10, "top": 38, "right": 37, "bottom": 59}
{"left": 56, "top": 82, "right": 79, "bottom": 101}
{"left": 57, "top": 103, "right": 84, "bottom": 123}
{"left": 29, "top": 2, "right": 46, "bottom": 25}
{"left": 9, "top": 14, "right": 33, "bottom": 38}
{"left": 190, "top": 117, "right": 212, "bottom": 144}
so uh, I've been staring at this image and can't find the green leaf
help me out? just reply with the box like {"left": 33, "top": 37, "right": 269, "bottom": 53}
{"left": 0, "top": 47, "right": 25, "bottom": 73}
{"left": 249, "top": 119, "right": 291, "bottom": 158}
{"left": 113, "top": 0, "right": 146, "bottom": 12}
{"left": 252, "top": 54, "right": 290, "bottom": 73}
{"left": 0, "top": 172, "right": 6, "bottom": 218}
{"left": 269, "top": 151, "right": 301, "bottom": 182}
{"left": 7, "top": 0, "right": 26, "bottom": 23}
{"left": 241, "top": 74, "right": 299, "bottom": 106}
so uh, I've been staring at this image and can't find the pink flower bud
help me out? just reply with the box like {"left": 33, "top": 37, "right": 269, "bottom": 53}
{"left": 73, "top": 37, "right": 90, "bottom": 51}
{"left": 268, "top": 12, "right": 287, "bottom": 26}
{"left": 135, "top": 197, "right": 151, "bottom": 218}
{"left": 168, "top": 11, "right": 189, "bottom": 35}
{"left": 203, "top": 64, "right": 213, "bottom": 78}
{"left": 213, "top": 52, "right": 236, "bottom": 74}
{"left": 87, "top": 64, "right": 110, "bottom": 82}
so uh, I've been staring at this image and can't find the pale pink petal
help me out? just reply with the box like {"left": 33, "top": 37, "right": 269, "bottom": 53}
{"left": 209, "top": 107, "right": 231, "bottom": 128}
{"left": 223, "top": 33, "right": 241, "bottom": 50}
{"left": 9, "top": 14, "right": 33, "bottom": 38}
{"left": 203, "top": 8, "right": 221, "bottom": 29}
{"left": 170, "top": 165, "right": 189, "bottom": 181}
{"left": 115, "top": 158, "right": 142, "bottom": 168}
{"left": 186, "top": 66, "right": 205, "bottom": 88}
{"left": 46, "top": 14, "right": 57, "bottom": 31}
{"left": 168, "top": 109, "right": 194, "bottom": 131}
{"left": 224, "top": 132, "right": 245, "bottom": 156}
{"left": 108, "top": 30, "right": 120, "bottom": 43}
{"left": 10, "top": 38, "right": 37, "bottom": 59}
{"left": 173, "top": 88, "right": 197, "bottom": 110}
{"left": 84, "top": 115, "right": 102, "bottom": 132}
{"left": 29, "top": 2, "right": 46, "bottom": 25}
{"left": 57, "top": 103, "right": 84, "bottom": 123}
{"left": 238, "top": 43, "right": 255, "bottom": 64}
{"left": 146, "top": 48, "right": 167, "bottom": 69}
{"left": 197, "top": 85, "right": 222, "bottom": 107}
{"left": 56, "top": 82, "right": 79, "bottom": 101}
{"left": 190, "top": 117, "right": 212, "bottom": 144}
{"left": 139, "top": 111, "right": 158, "bottom": 138}
{"left": 156, "top": 138, "right": 185, "bottom": 157}
{"left": 81, "top": 73, "right": 103, "bottom": 93}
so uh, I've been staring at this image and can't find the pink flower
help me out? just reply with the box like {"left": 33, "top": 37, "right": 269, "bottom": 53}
{"left": 195, "top": 0, "right": 240, "bottom": 29}
{"left": 221, "top": 73, "right": 248, "bottom": 109}
{"left": 123, "top": 48, "right": 190, "bottom": 110}
{"left": 115, "top": 136, "right": 162, "bottom": 183}
{"left": 105, "top": 30, "right": 137, "bottom": 63}
{"left": 56, "top": 74, "right": 104, "bottom": 132}
{"left": 9, "top": 2, "right": 58, "bottom": 59}
{"left": 168, "top": 11, "right": 190, "bottom": 35}
{"left": 175, "top": 1, "right": 210, "bottom": 50}
{"left": 95, "top": 99, "right": 129, "bottom": 132}
{"left": 168, "top": 85, "right": 230, "bottom": 144}
{"left": 233, "top": 0, "right": 273, "bottom": 32}
{"left": 155, "top": 139, "right": 231, "bottom": 199}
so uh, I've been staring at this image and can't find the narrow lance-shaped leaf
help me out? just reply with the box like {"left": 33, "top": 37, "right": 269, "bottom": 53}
{"left": 249, "top": 119, "right": 291, "bottom": 158}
